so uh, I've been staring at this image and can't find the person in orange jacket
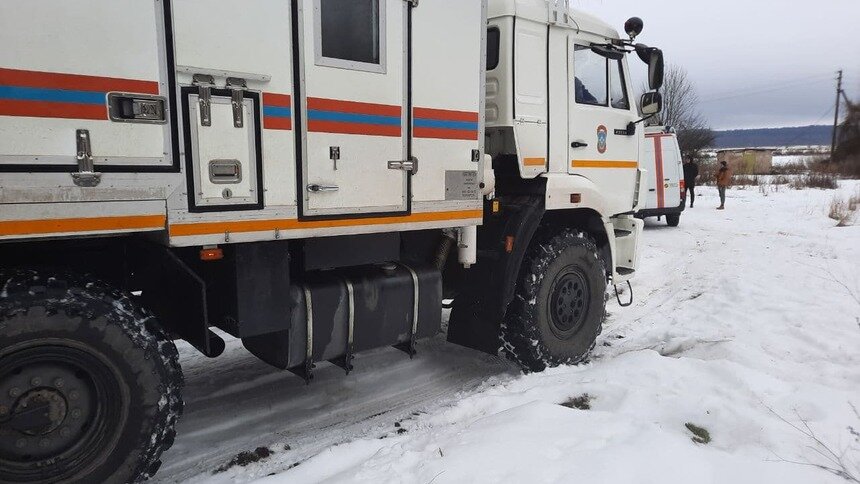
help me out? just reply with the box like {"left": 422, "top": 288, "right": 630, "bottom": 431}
{"left": 715, "top": 161, "right": 733, "bottom": 210}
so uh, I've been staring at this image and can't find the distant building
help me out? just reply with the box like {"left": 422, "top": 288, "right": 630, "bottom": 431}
{"left": 716, "top": 148, "right": 773, "bottom": 175}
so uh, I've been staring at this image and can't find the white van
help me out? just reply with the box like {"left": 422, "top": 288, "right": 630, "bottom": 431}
{"left": 637, "top": 126, "right": 685, "bottom": 226}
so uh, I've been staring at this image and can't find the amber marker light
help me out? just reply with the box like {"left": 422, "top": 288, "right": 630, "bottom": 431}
{"left": 200, "top": 247, "right": 224, "bottom": 261}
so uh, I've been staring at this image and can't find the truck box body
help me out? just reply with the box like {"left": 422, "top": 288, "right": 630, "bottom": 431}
{"left": 0, "top": 0, "right": 486, "bottom": 246}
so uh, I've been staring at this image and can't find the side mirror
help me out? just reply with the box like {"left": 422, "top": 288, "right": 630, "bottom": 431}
{"left": 635, "top": 45, "right": 664, "bottom": 91}
{"left": 640, "top": 91, "right": 663, "bottom": 115}
{"left": 647, "top": 48, "right": 664, "bottom": 91}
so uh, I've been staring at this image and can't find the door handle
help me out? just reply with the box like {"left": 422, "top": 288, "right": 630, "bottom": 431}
{"left": 307, "top": 184, "right": 339, "bottom": 193}
{"left": 571, "top": 141, "right": 588, "bottom": 148}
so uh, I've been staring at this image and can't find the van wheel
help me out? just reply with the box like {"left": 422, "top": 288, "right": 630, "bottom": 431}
{"left": 501, "top": 230, "right": 607, "bottom": 372}
{"left": 0, "top": 270, "right": 183, "bottom": 483}
{"left": 666, "top": 214, "right": 680, "bottom": 227}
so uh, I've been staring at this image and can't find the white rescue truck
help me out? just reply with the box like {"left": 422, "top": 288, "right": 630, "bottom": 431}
{"left": 636, "top": 126, "right": 685, "bottom": 226}
{"left": 0, "top": 0, "right": 663, "bottom": 481}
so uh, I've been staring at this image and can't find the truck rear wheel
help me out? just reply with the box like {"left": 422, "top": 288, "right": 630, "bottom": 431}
{"left": 666, "top": 213, "right": 680, "bottom": 227}
{"left": 501, "top": 230, "right": 607, "bottom": 372}
{"left": 0, "top": 271, "right": 183, "bottom": 483}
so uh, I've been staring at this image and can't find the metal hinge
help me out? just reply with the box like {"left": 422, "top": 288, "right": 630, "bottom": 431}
{"left": 193, "top": 74, "right": 215, "bottom": 127}
{"left": 388, "top": 156, "right": 418, "bottom": 175}
{"left": 404, "top": 0, "right": 418, "bottom": 7}
{"left": 71, "top": 129, "right": 101, "bottom": 187}
{"left": 226, "top": 77, "right": 246, "bottom": 128}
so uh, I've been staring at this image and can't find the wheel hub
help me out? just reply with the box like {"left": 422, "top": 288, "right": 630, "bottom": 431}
{"left": 549, "top": 270, "right": 590, "bottom": 338}
{"left": 0, "top": 344, "right": 121, "bottom": 481}
{"left": 9, "top": 388, "right": 68, "bottom": 436}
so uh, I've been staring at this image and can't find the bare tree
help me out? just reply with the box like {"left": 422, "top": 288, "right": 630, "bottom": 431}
{"left": 645, "top": 64, "right": 715, "bottom": 159}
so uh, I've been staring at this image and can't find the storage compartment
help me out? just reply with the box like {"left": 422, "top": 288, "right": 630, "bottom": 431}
{"left": 182, "top": 87, "right": 263, "bottom": 211}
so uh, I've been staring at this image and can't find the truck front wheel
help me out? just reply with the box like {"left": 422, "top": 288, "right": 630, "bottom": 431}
{"left": 0, "top": 271, "right": 183, "bottom": 483}
{"left": 666, "top": 213, "right": 680, "bottom": 227}
{"left": 502, "top": 230, "right": 607, "bottom": 372}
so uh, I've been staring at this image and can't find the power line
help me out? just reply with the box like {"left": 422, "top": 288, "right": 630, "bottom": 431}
{"left": 781, "top": 105, "right": 835, "bottom": 147}
{"left": 700, "top": 74, "right": 834, "bottom": 104}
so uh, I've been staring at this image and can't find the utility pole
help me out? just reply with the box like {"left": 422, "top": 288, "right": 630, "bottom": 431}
{"left": 830, "top": 69, "right": 843, "bottom": 160}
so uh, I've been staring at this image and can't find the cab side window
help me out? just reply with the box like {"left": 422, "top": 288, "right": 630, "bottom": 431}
{"left": 610, "top": 59, "right": 630, "bottom": 109}
{"left": 316, "top": 0, "right": 385, "bottom": 72}
{"left": 573, "top": 45, "right": 607, "bottom": 106}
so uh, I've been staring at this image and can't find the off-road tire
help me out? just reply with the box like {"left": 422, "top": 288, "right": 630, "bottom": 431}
{"left": 666, "top": 213, "right": 680, "bottom": 227}
{"left": 501, "top": 230, "right": 607, "bottom": 372}
{"left": 0, "top": 270, "right": 183, "bottom": 483}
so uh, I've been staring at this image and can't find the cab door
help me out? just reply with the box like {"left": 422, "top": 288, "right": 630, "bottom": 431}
{"left": 299, "top": 0, "right": 408, "bottom": 218}
{"left": 567, "top": 37, "right": 640, "bottom": 214}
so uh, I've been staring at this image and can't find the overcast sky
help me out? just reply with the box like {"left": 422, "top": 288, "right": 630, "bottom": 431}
{"left": 571, "top": 0, "right": 860, "bottom": 130}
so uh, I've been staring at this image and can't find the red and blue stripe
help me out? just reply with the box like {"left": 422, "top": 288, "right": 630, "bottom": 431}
{"left": 414, "top": 107, "right": 478, "bottom": 140}
{"left": 307, "top": 97, "right": 401, "bottom": 137}
{"left": 0, "top": 68, "right": 158, "bottom": 121}
{"left": 262, "top": 93, "right": 292, "bottom": 130}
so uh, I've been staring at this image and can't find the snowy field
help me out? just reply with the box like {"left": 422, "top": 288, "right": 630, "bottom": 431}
{"left": 155, "top": 182, "right": 860, "bottom": 484}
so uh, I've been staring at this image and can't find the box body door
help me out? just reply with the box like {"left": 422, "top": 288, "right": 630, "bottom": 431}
{"left": 298, "top": 0, "right": 408, "bottom": 217}
{"left": 0, "top": 0, "right": 174, "bottom": 171}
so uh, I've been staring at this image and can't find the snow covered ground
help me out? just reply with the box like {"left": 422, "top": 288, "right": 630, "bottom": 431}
{"left": 155, "top": 182, "right": 860, "bottom": 484}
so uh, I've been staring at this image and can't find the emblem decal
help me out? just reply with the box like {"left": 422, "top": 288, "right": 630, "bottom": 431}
{"left": 597, "top": 125, "right": 608, "bottom": 154}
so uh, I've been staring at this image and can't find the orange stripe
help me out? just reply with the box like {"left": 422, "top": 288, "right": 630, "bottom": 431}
{"left": 262, "top": 92, "right": 291, "bottom": 107}
{"left": 523, "top": 157, "right": 546, "bottom": 166}
{"left": 307, "top": 97, "right": 401, "bottom": 117}
{"left": 170, "top": 210, "right": 483, "bottom": 237}
{"left": 0, "top": 100, "right": 107, "bottom": 120}
{"left": 264, "top": 116, "right": 292, "bottom": 130}
{"left": 0, "top": 67, "right": 159, "bottom": 94}
{"left": 653, "top": 136, "right": 665, "bottom": 208}
{"left": 0, "top": 215, "right": 165, "bottom": 237}
{"left": 571, "top": 160, "right": 638, "bottom": 169}
{"left": 413, "top": 107, "right": 479, "bottom": 122}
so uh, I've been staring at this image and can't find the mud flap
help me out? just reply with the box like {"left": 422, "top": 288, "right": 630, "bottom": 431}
{"left": 447, "top": 196, "right": 545, "bottom": 354}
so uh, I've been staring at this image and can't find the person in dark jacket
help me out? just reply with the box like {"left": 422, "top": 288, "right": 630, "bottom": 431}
{"left": 682, "top": 157, "right": 699, "bottom": 208}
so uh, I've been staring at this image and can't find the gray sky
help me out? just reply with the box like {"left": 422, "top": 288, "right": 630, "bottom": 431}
{"left": 571, "top": 0, "right": 860, "bottom": 130}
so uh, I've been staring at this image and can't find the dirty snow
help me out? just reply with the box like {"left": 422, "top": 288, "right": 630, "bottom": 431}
{"left": 155, "top": 181, "right": 860, "bottom": 484}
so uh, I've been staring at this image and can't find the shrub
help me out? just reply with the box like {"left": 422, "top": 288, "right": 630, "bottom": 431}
{"left": 791, "top": 172, "right": 839, "bottom": 190}
{"left": 829, "top": 188, "right": 860, "bottom": 227}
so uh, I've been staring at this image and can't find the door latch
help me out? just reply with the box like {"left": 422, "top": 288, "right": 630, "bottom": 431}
{"left": 388, "top": 156, "right": 418, "bottom": 175}
{"left": 227, "top": 77, "right": 246, "bottom": 128}
{"left": 330, "top": 146, "right": 340, "bottom": 171}
{"left": 71, "top": 129, "right": 101, "bottom": 187}
{"left": 193, "top": 74, "right": 215, "bottom": 127}
{"left": 571, "top": 141, "right": 589, "bottom": 148}
{"left": 307, "top": 184, "right": 339, "bottom": 193}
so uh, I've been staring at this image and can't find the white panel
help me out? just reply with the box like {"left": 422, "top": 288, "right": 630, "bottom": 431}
{"left": 0, "top": 0, "right": 160, "bottom": 79}
{"left": 411, "top": 0, "right": 484, "bottom": 203}
{"left": 173, "top": 0, "right": 293, "bottom": 95}
{"left": 513, "top": 19, "right": 547, "bottom": 178}
{"left": 0, "top": 118, "right": 165, "bottom": 163}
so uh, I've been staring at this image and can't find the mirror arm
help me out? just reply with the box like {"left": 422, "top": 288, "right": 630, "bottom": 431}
{"left": 629, "top": 113, "right": 657, "bottom": 129}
